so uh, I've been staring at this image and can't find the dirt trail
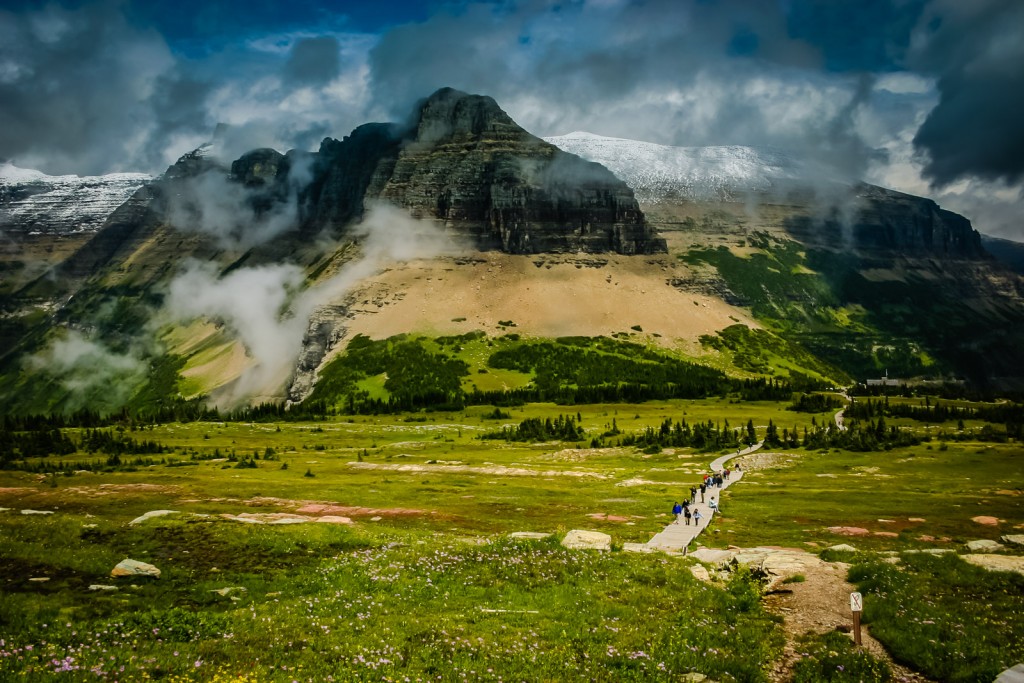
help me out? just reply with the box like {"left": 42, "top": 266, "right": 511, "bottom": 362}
{"left": 764, "top": 560, "right": 935, "bottom": 683}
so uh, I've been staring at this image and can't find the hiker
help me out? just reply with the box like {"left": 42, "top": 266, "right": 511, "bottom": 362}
{"left": 693, "top": 509, "right": 703, "bottom": 526}
{"left": 672, "top": 501, "right": 682, "bottom": 523}
{"left": 699, "top": 483, "right": 706, "bottom": 502}
{"left": 709, "top": 497, "right": 718, "bottom": 512}
{"left": 689, "top": 486, "right": 697, "bottom": 503}
{"left": 681, "top": 499, "right": 690, "bottom": 511}
{"left": 684, "top": 507, "right": 692, "bottom": 525}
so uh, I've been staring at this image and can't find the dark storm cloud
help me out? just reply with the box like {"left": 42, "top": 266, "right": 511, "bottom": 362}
{"left": 910, "top": 1, "right": 1024, "bottom": 185}
{"left": 0, "top": 1, "right": 215, "bottom": 175}
{"left": 368, "top": 0, "right": 878, "bottom": 181}
{"left": 282, "top": 36, "right": 342, "bottom": 85}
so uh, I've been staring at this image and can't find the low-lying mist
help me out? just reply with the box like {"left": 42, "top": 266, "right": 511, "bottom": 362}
{"left": 163, "top": 202, "right": 460, "bottom": 406}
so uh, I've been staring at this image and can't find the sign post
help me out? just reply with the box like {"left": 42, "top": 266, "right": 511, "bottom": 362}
{"left": 850, "top": 592, "right": 863, "bottom": 646}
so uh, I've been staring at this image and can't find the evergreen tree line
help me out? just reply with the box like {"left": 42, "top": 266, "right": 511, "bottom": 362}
{"left": 846, "top": 398, "right": 1023, "bottom": 439}
{"left": 619, "top": 418, "right": 744, "bottom": 452}
{"left": 480, "top": 415, "right": 586, "bottom": 442}
{"left": 1, "top": 426, "right": 170, "bottom": 464}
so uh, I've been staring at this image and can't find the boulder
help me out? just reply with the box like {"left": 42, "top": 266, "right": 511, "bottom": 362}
{"left": 689, "top": 565, "right": 712, "bottom": 582}
{"left": 111, "top": 559, "right": 161, "bottom": 579}
{"left": 561, "top": 530, "right": 611, "bottom": 551}
{"left": 1001, "top": 534, "right": 1024, "bottom": 547}
{"left": 966, "top": 539, "right": 1004, "bottom": 553}
{"left": 972, "top": 516, "right": 1000, "bottom": 526}
{"left": 129, "top": 510, "right": 179, "bottom": 525}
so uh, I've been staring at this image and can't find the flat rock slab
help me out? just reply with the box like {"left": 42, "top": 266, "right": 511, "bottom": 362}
{"left": 1002, "top": 534, "right": 1024, "bottom": 547}
{"left": 689, "top": 548, "right": 733, "bottom": 565}
{"left": 962, "top": 554, "right": 1024, "bottom": 576}
{"left": 622, "top": 542, "right": 655, "bottom": 554}
{"left": 904, "top": 549, "right": 956, "bottom": 555}
{"left": 210, "top": 587, "right": 246, "bottom": 596}
{"left": 111, "top": 559, "right": 161, "bottom": 578}
{"left": 994, "top": 664, "right": 1024, "bottom": 683}
{"left": 316, "top": 516, "right": 353, "bottom": 525}
{"left": 561, "top": 529, "right": 611, "bottom": 551}
{"left": 509, "top": 532, "right": 552, "bottom": 540}
{"left": 129, "top": 510, "right": 179, "bottom": 525}
{"left": 21, "top": 509, "right": 54, "bottom": 515}
{"left": 966, "top": 539, "right": 1004, "bottom": 552}
{"left": 827, "top": 526, "right": 869, "bottom": 536}
{"left": 89, "top": 584, "right": 118, "bottom": 592}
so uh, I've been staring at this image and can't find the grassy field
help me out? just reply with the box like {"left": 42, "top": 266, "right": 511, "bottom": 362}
{"left": 1, "top": 396, "right": 1022, "bottom": 681}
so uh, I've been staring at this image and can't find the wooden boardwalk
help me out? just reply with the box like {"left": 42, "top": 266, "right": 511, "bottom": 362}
{"left": 645, "top": 441, "right": 762, "bottom": 553}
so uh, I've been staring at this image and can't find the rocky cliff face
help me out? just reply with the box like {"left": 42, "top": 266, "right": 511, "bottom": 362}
{"left": 301, "top": 89, "right": 665, "bottom": 254}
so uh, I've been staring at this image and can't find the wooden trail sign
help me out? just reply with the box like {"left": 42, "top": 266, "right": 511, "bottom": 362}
{"left": 850, "top": 592, "right": 863, "bottom": 646}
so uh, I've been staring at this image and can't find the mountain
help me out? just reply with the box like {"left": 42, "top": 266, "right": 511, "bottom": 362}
{"left": 546, "top": 131, "right": 1024, "bottom": 386}
{"left": 0, "top": 162, "right": 151, "bottom": 295}
{"left": 2, "top": 90, "right": 1024, "bottom": 417}
{"left": 545, "top": 132, "right": 984, "bottom": 259}
{"left": 981, "top": 234, "right": 1024, "bottom": 275}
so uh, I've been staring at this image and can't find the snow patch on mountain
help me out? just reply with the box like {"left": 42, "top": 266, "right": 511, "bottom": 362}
{"left": 0, "top": 162, "right": 151, "bottom": 235}
{"left": 544, "top": 131, "right": 818, "bottom": 203}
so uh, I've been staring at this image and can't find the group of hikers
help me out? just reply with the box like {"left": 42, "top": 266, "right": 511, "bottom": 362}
{"left": 670, "top": 463, "right": 741, "bottom": 526}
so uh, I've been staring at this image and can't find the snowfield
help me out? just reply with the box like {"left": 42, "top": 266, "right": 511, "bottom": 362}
{"left": 0, "top": 161, "right": 151, "bottom": 235}
{"left": 543, "top": 131, "right": 815, "bottom": 203}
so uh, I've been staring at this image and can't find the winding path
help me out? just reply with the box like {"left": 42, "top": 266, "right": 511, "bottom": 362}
{"left": 646, "top": 440, "right": 763, "bottom": 552}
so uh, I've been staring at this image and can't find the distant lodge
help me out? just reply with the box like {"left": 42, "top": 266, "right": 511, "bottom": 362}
{"left": 865, "top": 371, "right": 902, "bottom": 387}
{"left": 862, "top": 371, "right": 965, "bottom": 388}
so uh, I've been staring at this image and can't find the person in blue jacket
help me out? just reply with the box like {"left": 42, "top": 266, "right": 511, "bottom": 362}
{"left": 672, "top": 501, "right": 683, "bottom": 523}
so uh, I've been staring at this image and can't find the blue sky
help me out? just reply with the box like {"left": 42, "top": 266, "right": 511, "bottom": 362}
{"left": 1, "top": 0, "right": 1022, "bottom": 238}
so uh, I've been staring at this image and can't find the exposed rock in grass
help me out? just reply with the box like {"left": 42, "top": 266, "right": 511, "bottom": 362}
{"left": 561, "top": 529, "right": 611, "bottom": 550}
{"left": 689, "top": 548, "right": 733, "bottom": 564}
{"left": 622, "top": 542, "right": 655, "bottom": 553}
{"left": 509, "top": 531, "right": 551, "bottom": 540}
{"left": 825, "top": 544, "right": 857, "bottom": 553}
{"left": 827, "top": 526, "right": 869, "bottom": 536}
{"left": 972, "top": 515, "right": 1001, "bottom": 526}
{"left": 111, "top": 559, "right": 160, "bottom": 578}
{"left": 315, "top": 516, "right": 354, "bottom": 524}
{"left": 903, "top": 548, "right": 956, "bottom": 555}
{"left": 689, "top": 564, "right": 712, "bottom": 582}
{"left": 1001, "top": 534, "right": 1024, "bottom": 547}
{"left": 966, "top": 539, "right": 1004, "bottom": 552}
{"left": 908, "top": 517, "right": 927, "bottom": 522}
{"left": 21, "top": 509, "right": 54, "bottom": 515}
{"left": 28, "top": 577, "right": 49, "bottom": 582}
{"left": 211, "top": 587, "right": 246, "bottom": 596}
{"left": 586, "top": 513, "right": 631, "bottom": 522}
{"left": 872, "top": 531, "right": 899, "bottom": 537}
{"left": 962, "top": 554, "right": 1024, "bottom": 576}
{"left": 129, "top": 510, "right": 179, "bottom": 525}
{"left": 88, "top": 584, "right": 118, "bottom": 591}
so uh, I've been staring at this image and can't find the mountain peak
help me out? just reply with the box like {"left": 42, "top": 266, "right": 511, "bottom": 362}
{"left": 413, "top": 87, "right": 518, "bottom": 143}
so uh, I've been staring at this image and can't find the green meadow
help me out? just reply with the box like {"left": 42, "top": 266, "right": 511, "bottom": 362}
{"left": 1, "top": 395, "right": 1022, "bottom": 682}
